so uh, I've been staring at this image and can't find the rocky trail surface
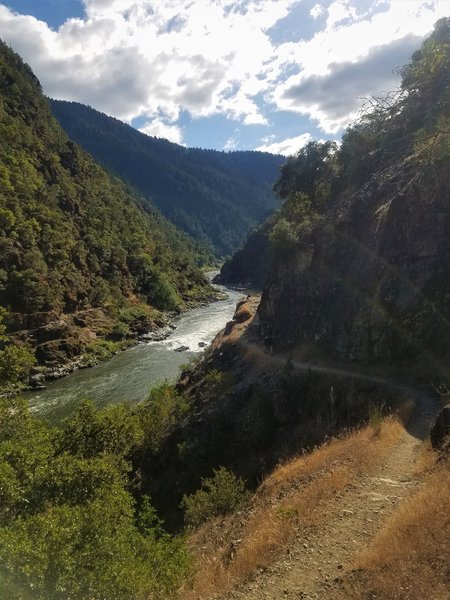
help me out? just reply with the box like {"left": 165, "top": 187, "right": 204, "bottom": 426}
{"left": 218, "top": 340, "right": 441, "bottom": 600}
{"left": 206, "top": 296, "right": 440, "bottom": 600}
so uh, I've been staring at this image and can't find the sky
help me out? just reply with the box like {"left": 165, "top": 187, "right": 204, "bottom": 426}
{"left": 0, "top": 1, "right": 449, "bottom": 155}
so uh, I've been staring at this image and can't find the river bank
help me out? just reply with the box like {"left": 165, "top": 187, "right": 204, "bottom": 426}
{"left": 25, "top": 283, "right": 244, "bottom": 422}
{"left": 11, "top": 273, "right": 226, "bottom": 391}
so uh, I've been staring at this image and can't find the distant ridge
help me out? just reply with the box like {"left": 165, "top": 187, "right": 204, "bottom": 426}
{"left": 50, "top": 99, "right": 285, "bottom": 257}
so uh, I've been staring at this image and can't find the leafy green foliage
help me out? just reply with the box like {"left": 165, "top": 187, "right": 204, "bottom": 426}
{"left": 337, "top": 18, "right": 450, "bottom": 192}
{"left": 267, "top": 141, "right": 337, "bottom": 257}
{"left": 0, "top": 343, "right": 35, "bottom": 387}
{"left": 274, "top": 140, "right": 339, "bottom": 204}
{"left": 0, "top": 40, "right": 212, "bottom": 324}
{"left": 50, "top": 99, "right": 284, "bottom": 257}
{"left": 0, "top": 308, "right": 35, "bottom": 390}
{"left": 79, "top": 339, "right": 125, "bottom": 367}
{"left": 57, "top": 399, "right": 144, "bottom": 459}
{"left": 136, "top": 382, "right": 190, "bottom": 454}
{"left": 0, "top": 396, "right": 190, "bottom": 599}
{"left": 180, "top": 466, "right": 250, "bottom": 528}
{"left": 201, "top": 369, "right": 235, "bottom": 396}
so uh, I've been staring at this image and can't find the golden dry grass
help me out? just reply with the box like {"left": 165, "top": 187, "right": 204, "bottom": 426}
{"left": 411, "top": 438, "right": 438, "bottom": 476}
{"left": 180, "top": 418, "right": 404, "bottom": 600}
{"left": 341, "top": 455, "right": 450, "bottom": 600}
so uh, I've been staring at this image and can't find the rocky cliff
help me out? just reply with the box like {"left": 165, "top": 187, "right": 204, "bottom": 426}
{"left": 259, "top": 158, "right": 450, "bottom": 375}
{"left": 223, "top": 19, "right": 450, "bottom": 380}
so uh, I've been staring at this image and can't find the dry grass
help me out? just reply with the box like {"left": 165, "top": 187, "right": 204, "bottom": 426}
{"left": 342, "top": 456, "right": 450, "bottom": 600}
{"left": 180, "top": 418, "right": 404, "bottom": 600}
{"left": 412, "top": 438, "right": 439, "bottom": 476}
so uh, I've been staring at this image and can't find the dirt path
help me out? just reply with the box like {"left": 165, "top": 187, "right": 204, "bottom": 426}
{"left": 218, "top": 344, "right": 441, "bottom": 599}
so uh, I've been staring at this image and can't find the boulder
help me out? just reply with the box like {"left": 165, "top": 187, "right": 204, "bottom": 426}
{"left": 430, "top": 404, "right": 450, "bottom": 450}
{"left": 29, "top": 373, "right": 47, "bottom": 389}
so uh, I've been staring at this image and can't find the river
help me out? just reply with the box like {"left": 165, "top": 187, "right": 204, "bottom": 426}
{"left": 25, "top": 283, "right": 244, "bottom": 423}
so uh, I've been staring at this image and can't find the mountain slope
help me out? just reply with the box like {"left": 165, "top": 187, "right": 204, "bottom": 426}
{"left": 0, "top": 40, "right": 212, "bottom": 370}
{"left": 221, "top": 18, "right": 450, "bottom": 377}
{"left": 50, "top": 99, "right": 284, "bottom": 256}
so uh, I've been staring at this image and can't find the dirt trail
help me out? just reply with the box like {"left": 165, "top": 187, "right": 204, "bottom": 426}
{"left": 218, "top": 344, "right": 441, "bottom": 600}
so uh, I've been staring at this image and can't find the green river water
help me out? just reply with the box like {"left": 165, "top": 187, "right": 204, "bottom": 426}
{"left": 25, "top": 283, "right": 244, "bottom": 423}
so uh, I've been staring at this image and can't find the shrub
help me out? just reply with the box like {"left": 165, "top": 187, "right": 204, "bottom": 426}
{"left": 0, "top": 343, "right": 35, "bottom": 389}
{"left": 108, "top": 321, "right": 131, "bottom": 341}
{"left": 136, "top": 382, "right": 189, "bottom": 454}
{"left": 202, "top": 369, "right": 235, "bottom": 395}
{"left": 80, "top": 339, "right": 121, "bottom": 366}
{"left": 368, "top": 402, "right": 386, "bottom": 436}
{"left": 0, "top": 397, "right": 190, "bottom": 600}
{"left": 180, "top": 467, "right": 250, "bottom": 528}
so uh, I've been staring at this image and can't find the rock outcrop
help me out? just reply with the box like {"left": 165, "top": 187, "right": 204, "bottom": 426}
{"left": 258, "top": 161, "right": 450, "bottom": 377}
{"left": 219, "top": 20, "right": 450, "bottom": 382}
{"left": 431, "top": 404, "right": 450, "bottom": 450}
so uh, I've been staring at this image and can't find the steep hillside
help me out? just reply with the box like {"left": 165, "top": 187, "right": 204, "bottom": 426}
{"left": 50, "top": 99, "right": 284, "bottom": 257}
{"left": 222, "top": 18, "right": 450, "bottom": 378}
{"left": 181, "top": 397, "right": 449, "bottom": 600}
{"left": 136, "top": 15, "right": 450, "bottom": 539}
{"left": 214, "top": 220, "right": 272, "bottom": 288}
{"left": 0, "top": 40, "right": 213, "bottom": 376}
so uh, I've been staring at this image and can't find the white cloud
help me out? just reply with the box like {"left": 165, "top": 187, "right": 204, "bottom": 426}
{"left": 277, "top": 33, "right": 422, "bottom": 133}
{"left": 310, "top": 4, "right": 325, "bottom": 19}
{"left": 224, "top": 136, "right": 239, "bottom": 151}
{"left": 256, "top": 132, "right": 312, "bottom": 156}
{"left": 0, "top": 0, "right": 447, "bottom": 143}
{"left": 270, "top": 0, "right": 450, "bottom": 132}
{"left": 0, "top": 0, "right": 295, "bottom": 125}
{"left": 326, "top": 0, "right": 357, "bottom": 29}
{"left": 139, "top": 119, "right": 183, "bottom": 144}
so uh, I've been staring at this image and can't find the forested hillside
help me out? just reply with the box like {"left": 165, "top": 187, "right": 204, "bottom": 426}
{"left": 0, "top": 40, "right": 212, "bottom": 380}
{"left": 50, "top": 99, "right": 284, "bottom": 256}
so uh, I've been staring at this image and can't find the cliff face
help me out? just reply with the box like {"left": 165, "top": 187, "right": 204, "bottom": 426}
{"left": 259, "top": 160, "right": 450, "bottom": 373}
{"left": 214, "top": 224, "right": 271, "bottom": 289}
{"left": 231, "top": 20, "right": 450, "bottom": 377}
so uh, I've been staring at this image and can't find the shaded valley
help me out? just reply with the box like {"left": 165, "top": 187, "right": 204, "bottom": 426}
{"left": 50, "top": 99, "right": 285, "bottom": 257}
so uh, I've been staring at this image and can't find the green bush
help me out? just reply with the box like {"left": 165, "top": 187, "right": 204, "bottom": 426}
{"left": 368, "top": 402, "right": 386, "bottom": 436}
{"left": 136, "top": 382, "right": 189, "bottom": 454}
{"left": 180, "top": 466, "right": 250, "bottom": 528}
{"left": 0, "top": 343, "right": 35, "bottom": 389}
{"left": 202, "top": 369, "right": 235, "bottom": 395}
{"left": 80, "top": 339, "right": 122, "bottom": 366}
{"left": 57, "top": 399, "right": 144, "bottom": 460}
{"left": 108, "top": 321, "right": 131, "bottom": 341}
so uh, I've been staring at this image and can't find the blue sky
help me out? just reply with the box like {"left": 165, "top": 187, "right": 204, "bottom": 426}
{"left": 1, "top": 1, "right": 448, "bottom": 155}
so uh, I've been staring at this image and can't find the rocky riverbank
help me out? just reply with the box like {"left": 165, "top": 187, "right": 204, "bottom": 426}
{"left": 11, "top": 289, "right": 226, "bottom": 390}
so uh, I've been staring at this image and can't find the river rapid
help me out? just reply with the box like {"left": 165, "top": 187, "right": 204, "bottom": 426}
{"left": 25, "top": 282, "right": 244, "bottom": 423}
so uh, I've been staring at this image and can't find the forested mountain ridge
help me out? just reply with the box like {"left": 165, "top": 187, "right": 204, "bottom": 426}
{"left": 0, "top": 40, "right": 213, "bottom": 379}
{"left": 50, "top": 99, "right": 285, "bottom": 257}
